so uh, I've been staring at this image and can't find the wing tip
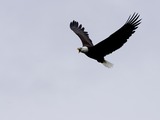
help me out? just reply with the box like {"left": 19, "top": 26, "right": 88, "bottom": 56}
{"left": 70, "top": 20, "right": 79, "bottom": 28}
{"left": 125, "top": 12, "right": 142, "bottom": 29}
{"left": 70, "top": 20, "right": 88, "bottom": 34}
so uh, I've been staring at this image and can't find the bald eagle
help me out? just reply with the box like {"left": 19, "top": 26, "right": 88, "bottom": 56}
{"left": 70, "top": 13, "right": 141, "bottom": 68}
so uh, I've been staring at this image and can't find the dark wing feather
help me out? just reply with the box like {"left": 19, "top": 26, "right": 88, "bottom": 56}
{"left": 94, "top": 13, "right": 141, "bottom": 56}
{"left": 70, "top": 20, "right": 93, "bottom": 47}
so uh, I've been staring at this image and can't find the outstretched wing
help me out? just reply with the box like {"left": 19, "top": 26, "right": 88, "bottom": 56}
{"left": 70, "top": 20, "right": 93, "bottom": 47}
{"left": 94, "top": 13, "right": 141, "bottom": 56}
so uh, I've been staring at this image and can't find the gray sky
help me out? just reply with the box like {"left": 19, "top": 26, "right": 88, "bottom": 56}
{"left": 0, "top": 0, "right": 160, "bottom": 120}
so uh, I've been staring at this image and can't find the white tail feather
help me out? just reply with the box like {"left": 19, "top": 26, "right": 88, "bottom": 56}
{"left": 102, "top": 59, "right": 113, "bottom": 68}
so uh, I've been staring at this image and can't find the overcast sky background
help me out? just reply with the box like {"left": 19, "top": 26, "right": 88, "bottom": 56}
{"left": 0, "top": 0, "right": 160, "bottom": 120}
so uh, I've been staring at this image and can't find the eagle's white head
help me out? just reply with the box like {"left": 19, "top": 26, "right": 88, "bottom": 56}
{"left": 77, "top": 46, "right": 89, "bottom": 53}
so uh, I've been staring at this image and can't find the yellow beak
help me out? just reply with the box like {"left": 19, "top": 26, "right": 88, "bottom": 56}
{"left": 77, "top": 48, "right": 80, "bottom": 53}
